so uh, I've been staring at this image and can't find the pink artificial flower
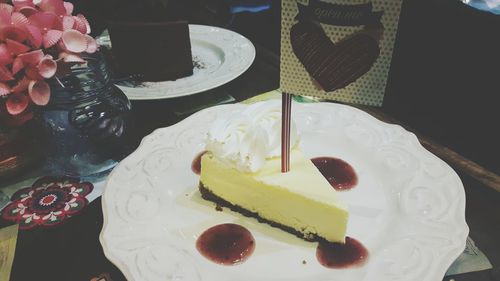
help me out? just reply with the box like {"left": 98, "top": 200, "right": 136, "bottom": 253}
{"left": 60, "top": 29, "right": 86, "bottom": 52}
{"left": 73, "top": 14, "right": 89, "bottom": 34}
{"left": 14, "top": 50, "right": 55, "bottom": 101}
{"left": 0, "top": 0, "right": 98, "bottom": 117}
{"left": 14, "top": 49, "right": 47, "bottom": 79}
{"left": 0, "top": 43, "right": 13, "bottom": 64}
{"left": 37, "top": 54, "right": 56, "bottom": 78}
{"left": 16, "top": 48, "right": 43, "bottom": 65}
{"left": 38, "top": 0, "right": 66, "bottom": 16}
{"left": 0, "top": 81, "right": 9, "bottom": 96}
{"left": 0, "top": 64, "right": 14, "bottom": 81}
{"left": 28, "top": 79, "right": 49, "bottom": 105}
{"left": 6, "top": 92, "right": 29, "bottom": 115}
{"left": 12, "top": 0, "right": 39, "bottom": 17}
{"left": 0, "top": 6, "right": 30, "bottom": 42}
{"left": 11, "top": 76, "right": 30, "bottom": 93}
{"left": 28, "top": 11, "right": 63, "bottom": 48}
{"left": 63, "top": 1, "right": 72, "bottom": 15}
{"left": 84, "top": 34, "right": 96, "bottom": 53}
{"left": 12, "top": 0, "right": 36, "bottom": 8}
{"left": 58, "top": 50, "right": 84, "bottom": 63}
{"left": 0, "top": 3, "right": 14, "bottom": 14}
{"left": 6, "top": 38, "right": 30, "bottom": 54}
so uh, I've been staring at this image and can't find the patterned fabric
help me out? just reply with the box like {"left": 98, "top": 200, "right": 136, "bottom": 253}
{"left": 1, "top": 177, "right": 93, "bottom": 230}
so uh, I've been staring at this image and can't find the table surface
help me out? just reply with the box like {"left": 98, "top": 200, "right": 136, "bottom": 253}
{"left": 2, "top": 10, "right": 500, "bottom": 281}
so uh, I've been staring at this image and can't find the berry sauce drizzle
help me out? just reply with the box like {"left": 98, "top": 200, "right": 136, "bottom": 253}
{"left": 196, "top": 223, "right": 255, "bottom": 265}
{"left": 316, "top": 237, "right": 368, "bottom": 269}
{"left": 191, "top": 151, "right": 206, "bottom": 175}
{"left": 311, "top": 157, "right": 358, "bottom": 191}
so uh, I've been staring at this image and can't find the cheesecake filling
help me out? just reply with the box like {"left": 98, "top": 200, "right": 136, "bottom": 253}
{"left": 200, "top": 150, "right": 348, "bottom": 243}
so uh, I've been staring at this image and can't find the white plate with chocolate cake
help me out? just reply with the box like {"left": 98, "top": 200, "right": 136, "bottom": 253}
{"left": 98, "top": 25, "right": 256, "bottom": 100}
{"left": 100, "top": 101, "right": 469, "bottom": 281}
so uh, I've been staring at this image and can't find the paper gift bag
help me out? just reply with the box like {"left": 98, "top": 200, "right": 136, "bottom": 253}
{"left": 280, "top": 0, "right": 403, "bottom": 106}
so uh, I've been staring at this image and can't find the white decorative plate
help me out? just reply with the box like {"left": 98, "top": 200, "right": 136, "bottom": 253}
{"left": 100, "top": 102, "right": 469, "bottom": 281}
{"left": 98, "top": 25, "right": 255, "bottom": 100}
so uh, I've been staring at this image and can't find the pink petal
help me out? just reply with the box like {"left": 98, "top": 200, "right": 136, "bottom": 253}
{"left": 28, "top": 12, "right": 62, "bottom": 30}
{"left": 12, "top": 56, "right": 24, "bottom": 75}
{"left": 39, "top": 0, "right": 66, "bottom": 15}
{"left": 43, "top": 29, "right": 62, "bottom": 48}
{"left": 25, "top": 65, "right": 43, "bottom": 80}
{"left": 0, "top": 3, "right": 14, "bottom": 14}
{"left": 1, "top": 26, "right": 29, "bottom": 42}
{"left": 12, "top": 0, "right": 35, "bottom": 8}
{"left": 76, "top": 14, "right": 90, "bottom": 34}
{"left": 0, "top": 65, "right": 14, "bottom": 81}
{"left": 0, "top": 8, "right": 12, "bottom": 28}
{"left": 26, "top": 24, "right": 42, "bottom": 48}
{"left": 61, "top": 15, "right": 74, "bottom": 30}
{"left": 6, "top": 39, "right": 31, "bottom": 55}
{"left": 6, "top": 93, "right": 29, "bottom": 115}
{"left": 28, "top": 79, "right": 50, "bottom": 105}
{"left": 37, "top": 55, "right": 56, "bottom": 78}
{"left": 18, "top": 6, "right": 38, "bottom": 17}
{"left": 53, "top": 17, "right": 63, "bottom": 30}
{"left": 28, "top": 12, "right": 53, "bottom": 30}
{"left": 63, "top": 1, "right": 73, "bottom": 15}
{"left": 11, "top": 12, "right": 29, "bottom": 26}
{"left": 11, "top": 76, "right": 30, "bottom": 93}
{"left": 85, "top": 35, "right": 97, "bottom": 53}
{"left": 0, "top": 82, "right": 10, "bottom": 96}
{"left": 0, "top": 43, "right": 13, "bottom": 65}
{"left": 61, "top": 29, "right": 86, "bottom": 53}
{"left": 59, "top": 51, "right": 84, "bottom": 63}
{"left": 72, "top": 15, "right": 86, "bottom": 34}
{"left": 17, "top": 49, "right": 43, "bottom": 65}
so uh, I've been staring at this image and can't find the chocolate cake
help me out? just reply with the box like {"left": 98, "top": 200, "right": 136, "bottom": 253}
{"left": 108, "top": 20, "right": 193, "bottom": 82}
{"left": 290, "top": 20, "right": 381, "bottom": 92}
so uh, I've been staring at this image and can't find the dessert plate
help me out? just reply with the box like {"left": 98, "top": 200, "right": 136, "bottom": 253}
{"left": 100, "top": 102, "right": 469, "bottom": 281}
{"left": 97, "top": 25, "right": 256, "bottom": 100}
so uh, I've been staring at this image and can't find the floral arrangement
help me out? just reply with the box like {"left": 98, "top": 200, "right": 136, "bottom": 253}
{"left": 0, "top": 0, "right": 96, "bottom": 117}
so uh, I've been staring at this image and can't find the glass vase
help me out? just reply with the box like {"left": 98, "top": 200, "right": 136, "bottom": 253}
{"left": 42, "top": 51, "right": 132, "bottom": 180}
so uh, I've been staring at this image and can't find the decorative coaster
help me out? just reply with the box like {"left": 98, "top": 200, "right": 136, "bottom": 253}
{"left": 1, "top": 176, "right": 93, "bottom": 230}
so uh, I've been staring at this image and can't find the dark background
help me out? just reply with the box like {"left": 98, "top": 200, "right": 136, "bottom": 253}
{"left": 74, "top": 0, "right": 500, "bottom": 173}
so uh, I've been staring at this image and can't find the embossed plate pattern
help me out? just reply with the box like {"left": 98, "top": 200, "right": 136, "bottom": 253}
{"left": 100, "top": 102, "right": 469, "bottom": 281}
{"left": 100, "top": 25, "right": 255, "bottom": 100}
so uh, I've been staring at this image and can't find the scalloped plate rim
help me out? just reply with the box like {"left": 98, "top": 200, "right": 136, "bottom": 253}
{"left": 100, "top": 102, "right": 469, "bottom": 281}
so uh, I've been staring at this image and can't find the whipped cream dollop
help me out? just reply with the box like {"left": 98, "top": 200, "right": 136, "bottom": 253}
{"left": 205, "top": 100, "right": 300, "bottom": 172}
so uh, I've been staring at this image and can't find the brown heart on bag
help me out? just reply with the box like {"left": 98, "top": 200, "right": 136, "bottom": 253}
{"left": 290, "top": 20, "right": 381, "bottom": 92}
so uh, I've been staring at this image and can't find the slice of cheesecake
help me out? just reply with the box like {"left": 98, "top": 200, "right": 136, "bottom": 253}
{"left": 199, "top": 149, "right": 348, "bottom": 243}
